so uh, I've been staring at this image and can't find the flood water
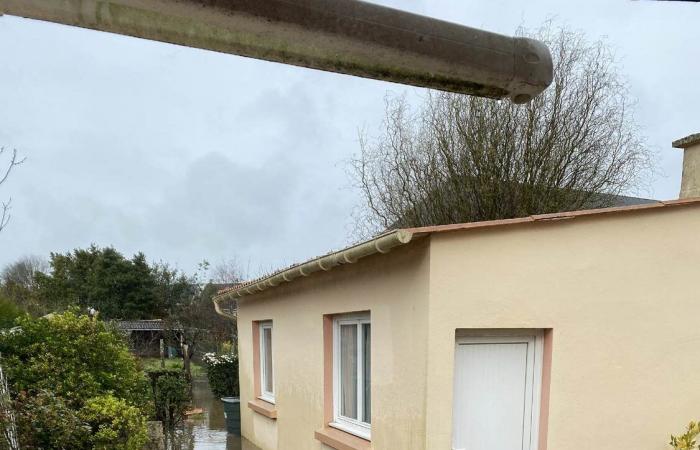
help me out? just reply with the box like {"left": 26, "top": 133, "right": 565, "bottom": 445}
{"left": 185, "top": 378, "right": 260, "bottom": 450}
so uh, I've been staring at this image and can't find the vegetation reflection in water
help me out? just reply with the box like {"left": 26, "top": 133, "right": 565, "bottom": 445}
{"left": 170, "top": 378, "right": 259, "bottom": 450}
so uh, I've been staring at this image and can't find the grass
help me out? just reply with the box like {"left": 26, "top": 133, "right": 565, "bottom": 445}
{"left": 139, "top": 357, "right": 206, "bottom": 378}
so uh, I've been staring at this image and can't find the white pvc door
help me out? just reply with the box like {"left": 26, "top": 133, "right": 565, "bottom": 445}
{"left": 452, "top": 334, "right": 543, "bottom": 450}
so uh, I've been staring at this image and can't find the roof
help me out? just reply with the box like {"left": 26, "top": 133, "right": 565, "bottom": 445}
{"left": 605, "top": 194, "right": 659, "bottom": 207}
{"left": 215, "top": 283, "right": 243, "bottom": 295}
{"left": 115, "top": 320, "right": 165, "bottom": 331}
{"left": 214, "top": 198, "right": 700, "bottom": 302}
{"left": 387, "top": 182, "right": 657, "bottom": 230}
{"left": 672, "top": 133, "right": 700, "bottom": 149}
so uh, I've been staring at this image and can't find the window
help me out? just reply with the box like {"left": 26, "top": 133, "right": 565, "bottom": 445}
{"left": 259, "top": 321, "right": 274, "bottom": 403}
{"left": 332, "top": 313, "right": 371, "bottom": 440}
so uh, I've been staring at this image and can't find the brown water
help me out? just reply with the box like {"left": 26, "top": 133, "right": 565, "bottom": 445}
{"left": 185, "top": 378, "right": 260, "bottom": 450}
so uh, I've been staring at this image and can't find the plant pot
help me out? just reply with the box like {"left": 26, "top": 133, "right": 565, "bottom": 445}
{"left": 221, "top": 397, "right": 241, "bottom": 435}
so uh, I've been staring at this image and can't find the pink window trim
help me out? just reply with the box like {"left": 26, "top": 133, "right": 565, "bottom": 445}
{"left": 538, "top": 329, "right": 553, "bottom": 450}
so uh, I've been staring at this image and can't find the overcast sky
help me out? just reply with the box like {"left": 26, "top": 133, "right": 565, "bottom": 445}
{"left": 0, "top": 0, "right": 698, "bottom": 278}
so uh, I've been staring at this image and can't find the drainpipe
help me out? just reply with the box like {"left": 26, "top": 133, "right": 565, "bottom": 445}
{"left": 213, "top": 296, "right": 236, "bottom": 321}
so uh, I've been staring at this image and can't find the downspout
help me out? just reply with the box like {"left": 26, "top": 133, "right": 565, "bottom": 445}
{"left": 213, "top": 296, "right": 237, "bottom": 321}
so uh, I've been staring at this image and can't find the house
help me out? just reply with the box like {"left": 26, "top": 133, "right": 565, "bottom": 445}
{"left": 213, "top": 133, "right": 700, "bottom": 450}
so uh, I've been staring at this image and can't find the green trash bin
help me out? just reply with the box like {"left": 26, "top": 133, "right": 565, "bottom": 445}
{"left": 221, "top": 397, "right": 241, "bottom": 435}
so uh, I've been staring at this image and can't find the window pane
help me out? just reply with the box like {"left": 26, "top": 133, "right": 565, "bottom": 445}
{"left": 340, "top": 324, "right": 358, "bottom": 419}
{"left": 363, "top": 323, "right": 371, "bottom": 423}
{"left": 263, "top": 327, "right": 273, "bottom": 394}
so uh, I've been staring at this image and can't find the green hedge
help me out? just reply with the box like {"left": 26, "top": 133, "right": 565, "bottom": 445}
{"left": 202, "top": 352, "right": 239, "bottom": 398}
{"left": 146, "top": 369, "right": 191, "bottom": 430}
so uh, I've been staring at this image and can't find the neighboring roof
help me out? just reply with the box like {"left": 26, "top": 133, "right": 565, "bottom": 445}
{"left": 388, "top": 181, "right": 657, "bottom": 230}
{"left": 214, "top": 198, "right": 700, "bottom": 302}
{"left": 115, "top": 320, "right": 165, "bottom": 331}
{"left": 672, "top": 133, "right": 700, "bottom": 149}
{"left": 606, "top": 194, "right": 659, "bottom": 207}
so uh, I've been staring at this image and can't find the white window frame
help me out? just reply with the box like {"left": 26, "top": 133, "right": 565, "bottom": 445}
{"left": 259, "top": 321, "right": 275, "bottom": 404}
{"left": 453, "top": 330, "right": 544, "bottom": 450}
{"left": 331, "top": 313, "right": 371, "bottom": 440}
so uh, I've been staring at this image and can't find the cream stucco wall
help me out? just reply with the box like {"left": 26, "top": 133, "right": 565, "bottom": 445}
{"left": 680, "top": 143, "right": 700, "bottom": 198}
{"left": 236, "top": 239, "right": 431, "bottom": 450}
{"left": 425, "top": 205, "right": 700, "bottom": 450}
{"left": 236, "top": 203, "right": 700, "bottom": 450}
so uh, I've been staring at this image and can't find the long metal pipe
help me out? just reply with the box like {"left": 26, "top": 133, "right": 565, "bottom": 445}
{"left": 0, "top": 0, "right": 553, "bottom": 103}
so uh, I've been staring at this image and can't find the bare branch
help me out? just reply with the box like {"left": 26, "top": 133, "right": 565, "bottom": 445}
{"left": 0, "top": 148, "right": 25, "bottom": 186}
{"left": 0, "top": 200, "right": 9, "bottom": 234}
{"left": 0, "top": 148, "right": 25, "bottom": 233}
{"left": 350, "top": 24, "right": 654, "bottom": 238}
{"left": 209, "top": 259, "right": 244, "bottom": 284}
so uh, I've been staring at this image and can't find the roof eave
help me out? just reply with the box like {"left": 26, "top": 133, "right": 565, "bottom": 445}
{"left": 213, "top": 197, "right": 700, "bottom": 315}
{"left": 213, "top": 229, "right": 414, "bottom": 310}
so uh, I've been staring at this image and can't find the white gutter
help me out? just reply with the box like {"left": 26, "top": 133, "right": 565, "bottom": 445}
{"left": 213, "top": 230, "right": 414, "bottom": 314}
{"left": 213, "top": 297, "right": 237, "bottom": 321}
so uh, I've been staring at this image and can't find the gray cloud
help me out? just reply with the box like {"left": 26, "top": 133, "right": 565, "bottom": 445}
{"left": 1, "top": 0, "right": 698, "bottom": 276}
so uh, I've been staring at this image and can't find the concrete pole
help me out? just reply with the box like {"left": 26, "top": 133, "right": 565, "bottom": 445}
{"left": 0, "top": 0, "right": 552, "bottom": 103}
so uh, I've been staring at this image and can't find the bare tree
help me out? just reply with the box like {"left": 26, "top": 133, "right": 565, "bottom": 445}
{"left": 1, "top": 256, "right": 49, "bottom": 290}
{"left": 207, "top": 259, "right": 242, "bottom": 352}
{"left": 158, "top": 260, "right": 240, "bottom": 381}
{"left": 209, "top": 259, "right": 243, "bottom": 285}
{"left": 351, "top": 26, "right": 654, "bottom": 235}
{"left": 0, "top": 148, "right": 24, "bottom": 233}
{"left": 1, "top": 256, "right": 49, "bottom": 316}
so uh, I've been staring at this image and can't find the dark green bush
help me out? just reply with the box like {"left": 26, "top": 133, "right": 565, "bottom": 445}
{"left": 14, "top": 391, "right": 148, "bottom": 450}
{"left": 0, "top": 312, "right": 151, "bottom": 449}
{"left": 0, "top": 296, "right": 23, "bottom": 329}
{"left": 202, "top": 352, "right": 239, "bottom": 398}
{"left": 147, "top": 369, "right": 191, "bottom": 430}
{"left": 15, "top": 390, "right": 89, "bottom": 450}
{"left": 0, "top": 311, "right": 150, "bottom": 408}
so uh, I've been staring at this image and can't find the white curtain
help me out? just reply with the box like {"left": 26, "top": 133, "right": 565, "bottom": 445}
{"left": 263, "top": 328, "right": 273, "bottom": 393}
{"left": 363, "top": 323, "right": 371, "bottom": 423}
{"left": 340, "top": 324, "right": 358, "bottom": 419}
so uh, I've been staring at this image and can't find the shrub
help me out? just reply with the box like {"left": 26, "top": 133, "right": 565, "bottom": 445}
{"left": 147, "top": 369, "right": 191, "bottom": 430}
{"left": 14, "top": 390, "right": 88, "bottom": 450}
{"left": 0, "top": 297, "right": 23, "bottom": 329}
{"left": 14, "top": 392, "right": 148, "bottom": 450}
{"left": 0, "top": 311, "right": 149, "bottom": 409}
{"left": 220, "top": 341, "right": 234, "bottom": 354}
{"left": 671, "top": 421, "right": 700, "bottom": 450}
{"left": 202, "top": 352, "right": 239, "bottom": 398}
{"left": 0, "top": 312, "right": 151, "bottom": 449}
{"left": 80, "top": 395, "right": 148, "bottom": 450}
